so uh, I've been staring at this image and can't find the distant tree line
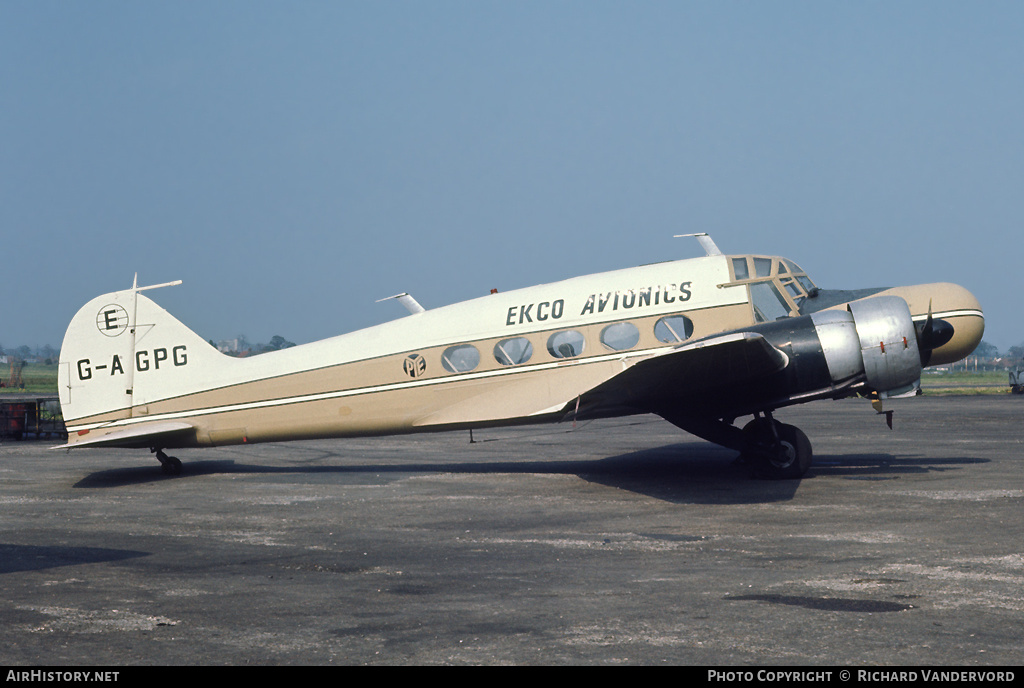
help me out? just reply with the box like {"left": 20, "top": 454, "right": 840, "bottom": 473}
{"left": 939, "top": 340, "right": 1024, "bottom": 373}
{"left": 207, "top": 335, "right": 297, "bottom": 357}
{"left": 0, "top": 344, "right": 60, "bottom": 364}
{"left": 968, "top": 340, "right": 1024, "bottom": 364}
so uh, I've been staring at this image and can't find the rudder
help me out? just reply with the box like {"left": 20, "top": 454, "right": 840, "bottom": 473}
{"left": 58, "top": 281, "right": 228, "bottom": 433}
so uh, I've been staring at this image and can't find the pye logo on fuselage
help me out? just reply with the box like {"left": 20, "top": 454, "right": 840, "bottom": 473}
{"left": 403, "top": 353, "right": 426, "bottom": 378}
{"left": 76, "top": 346, "right": 188, "bottom": 380}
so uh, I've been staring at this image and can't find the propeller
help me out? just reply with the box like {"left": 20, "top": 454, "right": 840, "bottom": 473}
{"left": 915, "top": 301, "right": 955, "bottom": 367}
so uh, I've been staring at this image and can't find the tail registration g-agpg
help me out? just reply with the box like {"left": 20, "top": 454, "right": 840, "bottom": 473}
{"left": 56, "top": 235, "right": 983, "bottom": 478}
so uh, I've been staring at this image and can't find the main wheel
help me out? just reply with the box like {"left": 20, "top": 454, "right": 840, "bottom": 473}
{"left": 741, "top": 419, "right": 812, "bottom": 480}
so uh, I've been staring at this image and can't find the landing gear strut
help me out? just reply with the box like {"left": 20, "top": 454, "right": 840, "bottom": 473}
{"left": 740, "top": 413, "right": 812, "bottom": 480}
{"left": 151, "top": 448, "right": 183, "bottom": 476}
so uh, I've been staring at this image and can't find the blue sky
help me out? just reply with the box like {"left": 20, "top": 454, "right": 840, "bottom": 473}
{"left": 2, "top": 2, "right": 1021, "bottom": 353}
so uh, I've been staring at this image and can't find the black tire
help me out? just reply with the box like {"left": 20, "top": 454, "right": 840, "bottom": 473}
{"left": 160, "top": 456, "right": 183, "bottom": 476}
{"left": 741, "top": 419, "right": 812, "bottom": 480}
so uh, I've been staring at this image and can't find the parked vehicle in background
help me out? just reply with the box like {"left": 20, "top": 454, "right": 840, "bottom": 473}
{"left": 1011, "top": 367, "right": 1024, "bottom": 394}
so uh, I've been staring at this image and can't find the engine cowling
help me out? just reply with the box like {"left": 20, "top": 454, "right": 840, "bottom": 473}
{"left": 811, "top": 296, "right": 922, "bottom": 396}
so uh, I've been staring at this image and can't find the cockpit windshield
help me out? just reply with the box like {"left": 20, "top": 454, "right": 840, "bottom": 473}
{"left": 730, "top": 256, "right": 818, "bottom": 322}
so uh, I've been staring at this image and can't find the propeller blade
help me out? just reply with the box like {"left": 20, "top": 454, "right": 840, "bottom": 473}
{"left": 916, "top": 301, "right": 955, "bottom": 366}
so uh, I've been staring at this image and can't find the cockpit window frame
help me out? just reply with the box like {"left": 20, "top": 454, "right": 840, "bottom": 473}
{"left": 750, "top": 282, "right": 792, "bottom": 322}
{"left": 727, "top": 255, "right": 819, "bottom": 319}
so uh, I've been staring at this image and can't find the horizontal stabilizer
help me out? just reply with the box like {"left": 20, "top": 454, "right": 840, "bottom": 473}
{"left": 54, "top": 421, "right": 196, "bottom": 450}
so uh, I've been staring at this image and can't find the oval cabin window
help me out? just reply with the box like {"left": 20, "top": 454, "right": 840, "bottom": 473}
{"left": 654, "top": 315, "right": 694, "bottom": 343}
{"left": 494, "top": 337, "right": 533, "bottom": 366}
{"left": 600, "top": 322, "right": 639, "bottom": 351}
{"left": 441, "top": 344, "right": 480, "bottom": 373}
{"left": 547, "top": 330, "right": 585, "bottom": 359}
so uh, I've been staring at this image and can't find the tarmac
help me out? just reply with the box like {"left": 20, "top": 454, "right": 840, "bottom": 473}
{"left": 0, "top": 396, "right": 1022, "bottom": 666}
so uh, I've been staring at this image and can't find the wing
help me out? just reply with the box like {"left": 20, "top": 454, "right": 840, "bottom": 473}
{"left": 570, "top": 332, "right": 791, "bottom": 421}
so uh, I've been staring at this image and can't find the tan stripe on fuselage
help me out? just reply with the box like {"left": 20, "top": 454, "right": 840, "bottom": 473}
{"left": 65, "top": 302, "right": 755, "bottom": 447}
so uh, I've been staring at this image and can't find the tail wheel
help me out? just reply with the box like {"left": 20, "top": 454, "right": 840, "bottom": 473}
{"left": 741, "top": 418, "right": 812, "bottom": 480}
{"left": 154, "top": 449, "right": 183, "bottom": 476}
{"left": 160, "top": 456, "right": 183, "bottom": 476}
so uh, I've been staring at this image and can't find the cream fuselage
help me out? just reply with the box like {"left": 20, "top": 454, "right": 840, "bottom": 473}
{"left": 57, "top": 254, "right": 983, "bottom": 450}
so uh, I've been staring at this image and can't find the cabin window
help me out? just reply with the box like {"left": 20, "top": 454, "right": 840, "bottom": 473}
{"left": 547, "top": 330, "right": 585, "bottom": 359}
{"left": 654, "top": 315, "right": 694, "bottom": 343}
{"left": 494, "top": 337, "right": 533, "bottom": 366}
{"left": 600, "top": 322, "right": 640, "bottom": 351}
{"left": 754, "top": 257, "right": 773, "bottom": 278}
{"left": 750, "top": 282, "right": 791, "bottom": 322}
{"left": 441, "top": 344, "right": 480, "bottom": 373}
{"left": 732, "top": 258, "right": 749, "bottom": 281}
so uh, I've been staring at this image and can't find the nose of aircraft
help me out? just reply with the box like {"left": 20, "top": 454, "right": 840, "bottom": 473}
{"left": 884, "top": 283, "right": 984, "bottom": 366}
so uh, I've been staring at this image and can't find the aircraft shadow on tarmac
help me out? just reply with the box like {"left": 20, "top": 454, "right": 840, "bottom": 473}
{"left": 0, "top": 543, "right": 148, "bottom": 575}
{"left": 72, "top": 442, "right": 988, "bottom": 506}
{"left": 727, "top": 593, "right": 913, "bottom": 613}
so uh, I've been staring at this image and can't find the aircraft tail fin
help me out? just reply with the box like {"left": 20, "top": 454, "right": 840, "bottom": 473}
{"left": 58, "top": 280, "right": 229, "bottom": 444}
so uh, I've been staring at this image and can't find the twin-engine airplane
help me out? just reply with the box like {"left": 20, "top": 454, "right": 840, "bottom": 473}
{"left": 56, "top": 235, "right": 983, "bottom": 478}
